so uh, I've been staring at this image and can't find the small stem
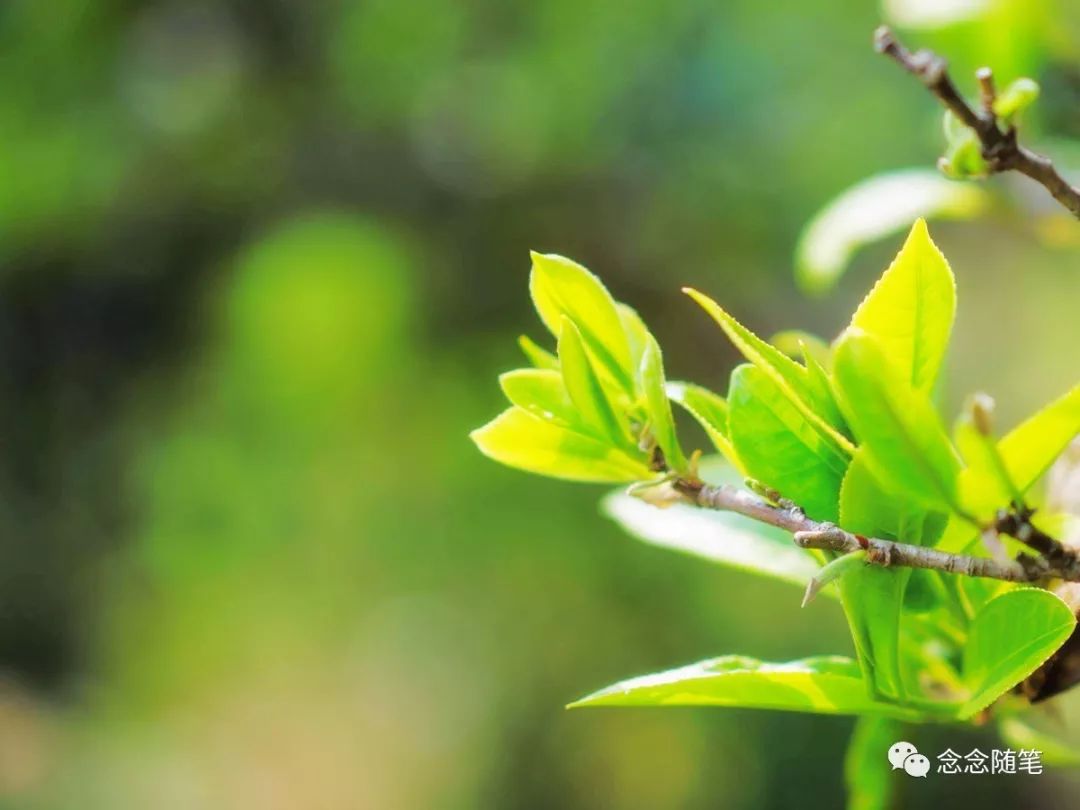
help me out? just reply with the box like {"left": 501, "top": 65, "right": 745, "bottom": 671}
{"left": 673, "top": 480, "right": 1080, "bottom": 584}
{"left": 874, "top": 26, "right": 1080, "bottom": 219}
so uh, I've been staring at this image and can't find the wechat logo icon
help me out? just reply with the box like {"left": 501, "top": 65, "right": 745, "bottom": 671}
{"left": 888, "top": 741, "right": 930, "bottom": 778}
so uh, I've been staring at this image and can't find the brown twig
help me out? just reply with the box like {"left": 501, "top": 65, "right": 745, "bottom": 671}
{"left": 673, "top": 480, "right": 1080, "bottom": 584}
{"left": 874, "top": 25, "right": 1080, "bottom": 219}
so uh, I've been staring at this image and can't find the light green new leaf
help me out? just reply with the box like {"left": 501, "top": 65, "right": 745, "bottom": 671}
{"left": 684, "top": 288, "right": 854, "bottom": 455}
{"left": 845, "top": 716, "right": 901, "bottom": 810}
{"left": 517, "top": 335, "right": 559, "bottom": 370}
{"left": 955, "top": 409, "right": 1022, "bottom": 516}
{"left": 604, "top": 483, "right": 824, "bottom": 592}
{"left": 795, "top": 170, "right": 986, "bottom": 293}
{"left": 666, "top": 381, "right": 738, "bottom": 465}
{"left": 639, "top": 334, "right": 687, "bottom": 472}
{"left": 617, "top": 302, "right": 649, "bottom": 378}
{"left": 558, "top": 317, "right": 632, "bottom": 448}
{"left": 569, "top": 655, "right": 927, "bottom": 719}
{"left": 529, "top": 252, "right": 634, "bottom": 394}
{"left": 499, "top": 368, "right": 577, "bottom": 427}
{"left": 770, "top": 330, "right": 831, "bottom": 367}
{"left": 471, "top": 408, "right": 652, "bottom": 483}
{"left": 959, "top": 588, "right": 1076, "bottom": 718}
{"left": 850, "top": 218, "right": 956, "bottom": 392}
{"left": 728, "top": 364, "right": 848, "bottom": 522}
{"left": 833, "top": 330, "right": 962, "bottom": 514}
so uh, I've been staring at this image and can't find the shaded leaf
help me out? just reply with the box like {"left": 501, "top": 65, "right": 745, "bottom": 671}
{"left": 850, "top": 218, "right": 956, "bottom": 392}
{"left": 960, "top": 588, "right": 1077, "bottom": 718}
{"left": 569, "top": 655, "right": 929, "bottom": 720}
{"left": 471, "top": 407, "right": 651, "bottom": 483}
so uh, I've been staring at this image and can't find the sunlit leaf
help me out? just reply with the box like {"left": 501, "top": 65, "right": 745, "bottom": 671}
{"left": 960, "top": 588, "right": 1076, "bottom": 718}
{"left": 529, "top": 252, "right": 634, "bottom": 393}
{"left": 639, "top": 333, "right": 686, "bottom": 472}
{"left": 517, "top": 334, "right": 559, "bottom": 370}
{"left": 666, "top": 381, "right": 738, "bottom": 466}
{"left": 684, "top": 288, "right": 854, "bottom": 455}
{"left": 769, "top": 330, "right": 831, "bottom": 367}
{"left": 499, "top": 368, "right": 576, "bottom": 426}
{"left": 569, "top": 654, "right": 929, "bottom": 719}
{"left": 850, "top": 219, "right": 956, "bottom": 392}
{"left": 558, "top": 316, "right": 632, "bottom": 448}
{"left": 728, "top": 364, "right": 848, "bottom": 522}
{"left": 471, "top": 407, "right": 651, "bottom": 483}
{"left": 833, "top": 330, "right": 962, "bottom": 514}
{"left": 796, "top": 171, "right": 987, "bottom": 293}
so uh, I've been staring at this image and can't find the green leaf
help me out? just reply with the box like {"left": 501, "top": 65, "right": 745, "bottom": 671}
{"left": 845, "top": 717, "right": 901, "bottom": 810}
{"left": 471, "top": 407, "right": 651, "bottom": 483}
{"left": 499, "top": 368, "right": 576, "bottom": 426}
{"left": 558, "top": 316, "right": 632, "bottom": 448}
{"left": 684, "top": 288, "right": 854, "bottom": 456}
{"left": 850, "top": 218, "right": 956, "bottom": 392}
{"left": 666, "top": 381, "right": 738, "bottom": 466}
{"left": 617, "top": 302, "right": 649, "bottom": 379}
{"left": 569, "top": 655, "right": 927, "bottom": 719}
{"left": 603, "top": 470, "right": 825, "bottom": 591}
{"left": 529, "top": 252, "right": 634, "bottom": 394}
{"left": 728, "top": 364, "right": 848, "bottom": 522}
{"left": 960, "top": 588, "right": 1077, "bottom": 718}
{"left": 832, "top": 330, "right": 962, "bottom": 514}
{"left": 993, "top": 78, "right": 1040, "bottom": 122}
{"left": 795, "top": 170, "right": 987, "bottom": 293}
{"left": 517, "top": 335, "right": 559, "bottom": 370}
{"left": 639, "top": 334, "right": 687, "bottom": 472}
{"left": 993, "top": 382, "right": 1080, "bottom": 503}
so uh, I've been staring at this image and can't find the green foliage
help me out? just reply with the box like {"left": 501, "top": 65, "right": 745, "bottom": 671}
{"left": 568, "top": 655, "right": 927, "bottom": 719}
{"left": 960, "top": 588, "right": 1077, "bottom": 718}
{"left": 474, "top": 219, "right": 1080, "bottom": 805}
{"left": 845, "top": 717, "right": 901, "bottom": 810}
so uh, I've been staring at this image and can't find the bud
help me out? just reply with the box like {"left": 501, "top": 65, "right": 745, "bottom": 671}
{"left": 993, "top": 78, "right": 1040, "bottom": 123}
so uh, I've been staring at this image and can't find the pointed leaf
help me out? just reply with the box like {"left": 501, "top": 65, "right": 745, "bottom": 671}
{"left": 684, "top": 288, "right": 854, "bottom": 456}
{"left": 530, "top": 252, "right": 633, "bottom": 393}
{"left": 850, "top": 219, "right": 956, "bottom": 392}
{"left": 832, "top": 329, "right": 962, "bottom": 514}
{"left": 517, "top": 335, "right": 559, "bottom": 370}
{"left": 728, "top": 364, "right": 848, "bottom": 522}
{"left": 959, "top": 588, "right": 1077, "bottom": 718}
{"left": 640, "top": 334, "right": 687, "bottom": 472}
{"left": 803, "top": 550, "right": 867, "bottom": 607}
{"left": 569, "top": 655, "right": 928, "bottom": 720}
{"left": 667, "top": 381, "right": 739, "bottom": 467}
{"left": 471, "top": 408, "right": 651, "bottom": 483}
{"left": 558, "top": 316, "right": 632, "bottom": 448}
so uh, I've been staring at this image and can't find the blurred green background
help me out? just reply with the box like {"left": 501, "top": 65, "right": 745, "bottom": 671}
{"left": 1, "top": 0, "right": 1080, "bottom": 807}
